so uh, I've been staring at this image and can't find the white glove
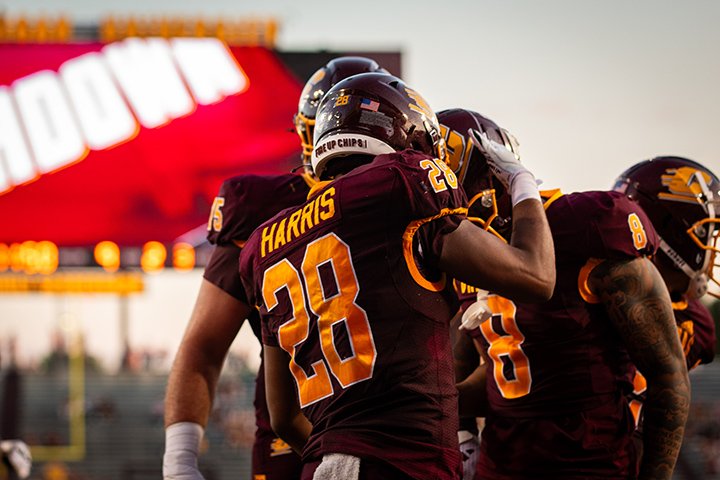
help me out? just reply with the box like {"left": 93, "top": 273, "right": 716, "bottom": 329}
{"left": 458, "top": 430, "right": 480, "bottom": 480}
{"left": 467, "top": 129, "right": 541, "bottom": 206}
{"left": 163, "top": 422, "right": 205, "bottom": 480}
{"left": 459, "top": 289, "right": 492, "bottom": 331}
{"left": 0, "top": 440, "right": 32, "bottom": 479}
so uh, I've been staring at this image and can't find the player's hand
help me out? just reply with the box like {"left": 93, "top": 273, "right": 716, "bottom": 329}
{"left": 467, "top": 128, "right": 540, "bottom": 206}
{"left": 163, "top": 423, "right": 205, "bottom": 480}
{"left": 0, "top": 440, "right": 32, "bottom": 479}
{"left": 459, "top": 289, "right": 492, "bottom": 331}
{"left": 467, "top": 129, "right": 525, "bottom": 188}
{"left": 458, "top": 430, "right": 480, "bottom": 480}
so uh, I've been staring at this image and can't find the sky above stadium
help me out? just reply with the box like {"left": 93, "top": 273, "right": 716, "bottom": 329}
{"left": 5, "top": 0, "right": 719, "bottom": 191}
{"left": 2, "top": 0, "right": 719, "bottom": 370}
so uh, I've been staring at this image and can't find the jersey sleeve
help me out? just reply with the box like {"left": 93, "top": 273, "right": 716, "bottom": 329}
{"left": 207, "top": 174, "right": 312, "bottom": 246}
{"left": 388, "top": 150, "right": 468, "bottom": 266}
{"left": 202, "top": 244, "right": 249, "bottom": 303}
{"left": 548, "top": 191, "right": 659, "bottom": 261}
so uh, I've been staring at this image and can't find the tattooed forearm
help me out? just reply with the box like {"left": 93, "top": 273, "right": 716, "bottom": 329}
{"left": 641, "top": 382, "right": 690, "bottom": 479}
{"left": 589, "top": 257, "right": 690, "bottom": 480}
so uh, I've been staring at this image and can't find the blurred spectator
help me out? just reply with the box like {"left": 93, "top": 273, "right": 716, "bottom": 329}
{"left": 1, "top": 338, "right": 21, "bottom": 440}
{"left": 39, "top": 330, "right": 102, "bottom": 375}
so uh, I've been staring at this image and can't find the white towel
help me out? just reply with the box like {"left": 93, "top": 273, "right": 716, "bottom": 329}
{"left": 312, "top": 453, "right": 361, "bottom": 480}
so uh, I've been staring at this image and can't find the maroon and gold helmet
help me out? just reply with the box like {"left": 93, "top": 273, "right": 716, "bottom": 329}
{"left": 311, "top": 72, "right": 445, "bottom": 179}
{"left": 613, "top": 156, "right": 720, "bottom": 298}
{"left": 437, "top": 108, "right": 519, "bottom": 241}
{"left": 294, "top": 57, "right": 387, "bottom": 174}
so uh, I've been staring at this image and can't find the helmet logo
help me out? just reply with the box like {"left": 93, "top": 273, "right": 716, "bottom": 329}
{"left": 439, "top": 124, "right": 474, "bottom": 180}
{"left": 404, "top": 87, "right": 434, "bottom": 119}
{"left": 299, "top": 69, "right": 327, "bottom": 109}
{"left": 659, "top": 167, "right": 712, "bottom": 206}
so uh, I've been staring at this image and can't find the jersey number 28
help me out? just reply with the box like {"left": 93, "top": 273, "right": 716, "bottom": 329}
{"left": 262, "top": 233, "right": 377, "bottom": 408}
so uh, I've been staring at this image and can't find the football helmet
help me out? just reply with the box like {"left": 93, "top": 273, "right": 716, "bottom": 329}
{"left": 311, "top": 72, "right": 446, "bottom": 179}
{"left": 437, "top": 108, "right": 519, "bottom": 241}
{"left": 295, "top": 57, "right": 387, "bottom": 174}
{"left": 613, "top": 156, "right": 720, "bottom": 298}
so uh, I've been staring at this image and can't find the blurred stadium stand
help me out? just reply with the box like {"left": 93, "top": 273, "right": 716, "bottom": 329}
{"left": 15, "top": 365, "right": 257, "bottom": 479}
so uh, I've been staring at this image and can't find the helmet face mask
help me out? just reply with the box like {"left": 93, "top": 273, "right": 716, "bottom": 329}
{"left": 613, "top": 156, "right": 720, "bottom": 298}
{"left": 294, "top": 57, "right": 387, "bottom": 175}
{"left": 437, "top": 108, "right": 517, "bottom": 242}
{"left": 311, "top": 72, "right": 445, "bottom": 179}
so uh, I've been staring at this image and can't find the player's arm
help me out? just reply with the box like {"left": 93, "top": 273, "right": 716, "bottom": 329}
{"left": 589, "top": 256, "right": 690, "bottom": 480}
{"left": 455, "top": 328, "right": 488, "bottom": 418}
{"left": 264, "top": 345, "right": 312, "bottom": 454}
{"left": 452, "top": 314, "right": 480, "bottom": 382}
{"left": 163, "top": 279, "right": 252, "bottom": 479}
{"left": 440, "top": 199, "right": 554, "bottom": 303}
{"left": 440, "top": 130, "right": 555, "bottom": 302}
{"left": 457, "top": 361, "right": 488, "bottom": 418}
{"left": 165, "top": 279, "right": 251, "bottom": 427}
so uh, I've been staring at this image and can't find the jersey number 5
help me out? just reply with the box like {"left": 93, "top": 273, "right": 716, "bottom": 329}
{"left": 207, "top": 197, "right": 225, "bottom": 232}
{"left": 262, "top": 233, "right": 377, "bottom": 408}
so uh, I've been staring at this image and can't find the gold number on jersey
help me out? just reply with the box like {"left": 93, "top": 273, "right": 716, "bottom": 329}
{"left": 262, "top": 233, "right": 377, "bottom": 407}
{"left": 420, "top": 158, "right": 458, "bottom": 193}
{"left": 479, "top": 296, "right": 532, "bottom": 399}
{"left": 627, "top": 213, "right": 648, "bottom": 250}
{"left": 264, "top": 259, "right": 333, "bottom": 407}
{"left": 207, "top": 197, "right": 225, "bottom": 232}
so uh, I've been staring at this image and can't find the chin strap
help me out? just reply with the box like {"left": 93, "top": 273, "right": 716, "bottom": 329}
{"left": 658, "top": 238, "right": 708, "bottom": 299}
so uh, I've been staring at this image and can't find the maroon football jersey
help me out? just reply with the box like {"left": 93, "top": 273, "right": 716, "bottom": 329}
{"left": 469, "top": 190, "right": 660, "bottom": 478}
{"left": 206, "top": 174, "right": 315, "bottom": 249}
{"left": 678, "top": 298, "right": 716, "bottom": 369}
{"left": 239, "top": 150, "right": 467, "bottom": 480}
{"left": 453, "top": 278, "right": 481, "bottom": 311}
{"left": 203, "top": 173, "right": 314, "bottom": 478}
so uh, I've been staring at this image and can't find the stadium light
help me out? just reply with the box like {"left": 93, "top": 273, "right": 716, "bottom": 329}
{"left": 94, "top": 241, "right": 120, "bottom": 272}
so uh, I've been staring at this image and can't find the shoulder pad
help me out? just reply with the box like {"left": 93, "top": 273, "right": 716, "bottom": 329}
{"left": 207, "top": 174, "right": 312, "bottom": 246}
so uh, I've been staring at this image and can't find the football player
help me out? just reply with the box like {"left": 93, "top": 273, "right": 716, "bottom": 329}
{"left": 613, "top": 157, "right": 718, "bottom": 473}
{"left": 450, "top": 119, "right": 700, "bottom": 479}
{"left": 437, "top": 108, "right": 519, "bottom": 480}
{"left": 163, "top": 56, "right": 387, "bottom": 480}
{"left": 241, "top": 73, "right": 554, "bottom": 479}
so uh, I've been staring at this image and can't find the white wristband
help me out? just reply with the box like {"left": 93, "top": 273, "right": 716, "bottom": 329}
{"left": 509, "top": 170, "right": 541, "bottom": 207}
{"left": 163, "top": 422, "right": 205, "bottom": 479}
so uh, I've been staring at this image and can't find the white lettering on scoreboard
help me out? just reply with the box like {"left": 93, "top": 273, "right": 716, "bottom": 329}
{"left": 0, "top": 37, "right": 249, "bottom": 194}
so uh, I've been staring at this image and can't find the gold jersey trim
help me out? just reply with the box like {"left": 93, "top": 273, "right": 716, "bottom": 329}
{"left": 540, "top": 188, "right": 563, "bottom": 210}
{"left": 402, "top": 207, "right": 468, "bottom": 292}
{"left": 577, "top": 257, "right": 603, "bottom": 304}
